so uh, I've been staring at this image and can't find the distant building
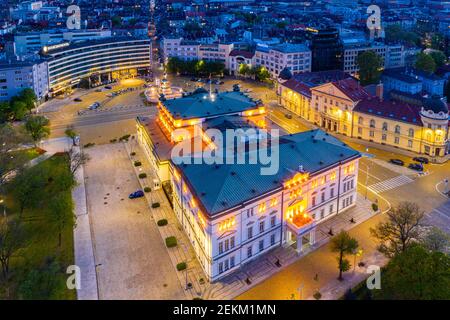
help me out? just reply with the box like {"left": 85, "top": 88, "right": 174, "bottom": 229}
{"left": 13, "top": 29, "right": 112, "bottom": 57}
{"left": 310, "top": 28, "right": 343, "bottom": 72}
{"left": 254, "top": 43, "right": 311, "bottom": 78}
{"left": 41, "top": 37, "right": 151, "bottom": 96}
{"left": 0, "top": 59, "right": 48, "bottom": 102}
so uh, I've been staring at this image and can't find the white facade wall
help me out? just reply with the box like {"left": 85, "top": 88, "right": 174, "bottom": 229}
{"left": 254, "top": 47, "right": 311, "bottom": 79}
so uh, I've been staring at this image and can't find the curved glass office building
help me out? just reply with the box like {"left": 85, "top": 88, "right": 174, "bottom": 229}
{"left": 41, "top": 37, "right": 152, "bottom": 95}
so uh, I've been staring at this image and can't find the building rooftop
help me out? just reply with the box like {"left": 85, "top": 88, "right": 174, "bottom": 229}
{"left": 175, "top": 129, "right": 360, "bottom": 216}
{"left": 330, "top": 78, "right": 371, "bottom": 102}
{"left": 354, "top": 97, "right": 423, "bottom": 126}
{"left": 161, "top": 90, "right": 260, "bottom": 121}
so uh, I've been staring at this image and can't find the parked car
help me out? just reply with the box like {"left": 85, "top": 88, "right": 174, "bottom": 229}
{"left": 74, "top": 98, "right": 82, "bottom": 102}
{"left": 285, "top": 113, "right": 293, "bottom": 119}
{"left": 190, "top": 77, "right": 197, "bottom": 82}
{"left": 88, "top": 102, "right": 100, "bottom": 110}
{"left": 104, "top": 85, "right": 112, "bottom": 90}
{"left": 412, "top": 156, "right": 429, "bottom": 164}
{"left": 129, "top": 190, "right": 145, "bottom": 199}
{"left": 408, "top": 163, "right": 424, "bottom": 172}
{"left": 389, "top": 159, "right": 404, "bottom": 166}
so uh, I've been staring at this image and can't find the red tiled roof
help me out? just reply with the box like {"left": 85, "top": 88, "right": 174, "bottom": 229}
{"left": 331, "top": 78, "right": 371, "bottom": 102}
{"left": 229, "top": 49, "right": 254, "bottom": 59}
{"left": 354, "top": 97, "right": 423, "bottom": 126}
{"left": 282, "top": 78, "right": 312, "bottom": 98}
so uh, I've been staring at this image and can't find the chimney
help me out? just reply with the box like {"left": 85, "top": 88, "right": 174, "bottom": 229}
{"left": 376, "top": 83, "right": 383, "bottom": 101}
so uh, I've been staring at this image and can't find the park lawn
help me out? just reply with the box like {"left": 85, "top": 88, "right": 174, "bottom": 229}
{"left": 1, "top": 154, "right": 76, "bottom": 300}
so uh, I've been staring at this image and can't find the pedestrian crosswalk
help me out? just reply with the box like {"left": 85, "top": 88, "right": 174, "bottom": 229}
{"left": 367, "top": 175, "right": 414, "bottom": 194}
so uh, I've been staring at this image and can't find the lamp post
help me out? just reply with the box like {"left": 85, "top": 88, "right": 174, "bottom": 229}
{"left": 0, "top": 199, "right": 5, "bottom": 217}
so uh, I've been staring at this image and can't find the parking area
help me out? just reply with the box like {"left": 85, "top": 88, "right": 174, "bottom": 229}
{"left": 84, "top": 143, "right": 184, "bottom": 299}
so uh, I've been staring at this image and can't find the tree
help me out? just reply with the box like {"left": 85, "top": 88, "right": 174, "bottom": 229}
{"left": 49, "top": 192, "right": 74, "bottom": 247}
{"left": 10, "top": 101, "right": 28, "bottom": 121}
{"left": 420, "top": 227, "right": 450, "bottom": 252}
{"left": 254, "top": 66, "right": 271, "bottom": 82}
{"left": 385, "top": 24, "right": 420, "bottom": 46}
{"left": 373, "top": 245, "right": 450, "bottom": 300}
{"left": 65, "top": 126, "right": 78, "bottom": 146}
{"left": 9, "top": 167, "right": 45, "bottom": 217}
{"left": 25, "top": 115, "right": 50, "bottom": 145}
{"left": 0, "top": 101, "right": 12, "bottom": 123}
{"left": 0, "top": 124, "right": 30, "bottom": 187}
{"left": 111, "top": 16, "right": 122, "bottom": 28}
{"left": 239, "top": 63, "right": 251, "bottom": 77}
{"left": 16, "top": 88, "right": 37, "bottom": 111}
{"left": 357, "top": 51, "right": 383, "bottom": 85}
{"left": 429, "top": 50, "right": 446, "bottom": 68}
{"left": 330, "top": 230, "right": 359, "bottom": 281}
{"left": 0, "top": 217, "right": 25, "bottom": 279}
{"left": 67, "top": 146, "right": 90, "bottom": 175}
{"left": 415, "top": 52, "right": 436, "bottom": 73}
{"left": 370, "top": 201, "right": 424, "bottom": 258}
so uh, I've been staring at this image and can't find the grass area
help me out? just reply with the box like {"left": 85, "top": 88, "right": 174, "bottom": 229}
{"left": 5, "top": 147, "right": 45, "bottom": 171}
{"left": 0, "top": 154, "right": 76, "bottom": 300}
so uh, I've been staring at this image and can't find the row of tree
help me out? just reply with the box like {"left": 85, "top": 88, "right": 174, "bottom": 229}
{"left": 330, "top": 202, "right": 449, "bottom": 300}
{"left": 0, "top": 88, "right": 38, "bottom": 123}
{"left": 238, "top": 64, "right": 271, "bottom": 82}
{"left": 166, "top": 57, "right": 225, "bottom": 76}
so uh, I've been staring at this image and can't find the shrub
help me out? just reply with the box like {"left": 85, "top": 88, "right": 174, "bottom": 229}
{"left": 152, "top": 202, "right": 160, "bottom": 208}
{"left": 83, "top": 142, "right": 95, "bottom": 148}
{"left": 199, "top": 278, "right": 205, "bottom": 285}
{"left": 134, "top": 161, "right": 142, "bottom": 167}
{"left": 110, "top": 138, "right": 117, "bottom": 143}
{"left": 372, "top": 203, "right": 379, "bottom": 212}
{"left": 119, "top": 134, "right": 131, "bottom": 141}
{"left": 157, "top": 219, "right": 168, "bottom": 226}
{"left": 130, "top": 152, "right": 136, "bottom": 156}
{"left": 165, "top": 236, "right": 177, "bottom": 248}
{"left": 144, "top": 187, "right": 151, "bottom": 192}
{"left": 176, "top": 262, "right": 187, "bottom": 271}
{"left": 138, "top": 173, "right": 147, "bottom": 179}
{"left": 313, "top": 291, "right": 322, "bottom": 300}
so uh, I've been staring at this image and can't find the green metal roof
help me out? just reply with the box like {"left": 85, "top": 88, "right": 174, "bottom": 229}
{"left": 174, "top": 129, "right": 360, "bottom": 217}
{"left": 162, "top": 91, "right": 259, "bottom": 120}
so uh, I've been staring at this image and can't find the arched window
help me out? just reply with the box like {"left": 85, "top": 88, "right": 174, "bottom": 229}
{"left": 382, "top": 122, "right": 388, "bottom": 131}
{"left": 370, "top": 119, "right": 376, "bottom": 128}
{"left": 408, "top": 128, "right": 414, "bottom": 137}
{"left": 358, "top": 116, "right": 363, "bottom": 125}
{"left": 395, "top": 125, "right": 401, "bottom": 134}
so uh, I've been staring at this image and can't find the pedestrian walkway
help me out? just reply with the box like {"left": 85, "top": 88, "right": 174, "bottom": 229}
{"left": 126, "top": 138, "right": 377, "bottom": 300}
{"left": 367, "top": 175, "right": 414, "bottom": 194}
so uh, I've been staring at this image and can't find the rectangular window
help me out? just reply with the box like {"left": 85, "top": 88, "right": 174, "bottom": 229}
{"left": 230, "top": 256, "right": 235, "bottom": 268}
{"left": 321, "top": 192, "right": 325, "bottom": 202}
{"left": 330, "top": 188, "right": 334, "bottom": 198}
{"left": 369, "top": 131, "right": 374, "bottom": 137}
{"left": 248, "top": 226, "right": 253, "bottom": 239}
{"left": 408, "top": 140, "right": 413, "bottom": 148}
{"left": 270, "top": 234, "right": 275, "bottom": 246}
{"left": 230, "top": 236, "right": 235, "bottom": 249}
{"left": 224, "top": 259, "right": 229, "bottom": 271}
{"left": 224, "top": 239, "right": 229, "bottom": 251}
{"left": 219, "top": 262, "right": 223, "bottom": 274}
{"left": 270, "top": 216, "right": 276, "bottom": 227}
{"left": 312, "top": 196, "right": 316, "bottom": 207}
{"left": 329, "top": 204, "right": 334, "bottom": 214}
{"left": 259, "top": 221, "right": 265, "bottom": 233}
{"left": 247, "top": 246, "right": 252, "bottom": 258}
{"left": 394, "top": 137, "right": 400, "bottom": 144}
{"left": 219, "top": 242, "right": 223, "bottom": 254}
{"left": 259, "top": 239, "right": 264, "bottom": 252}
{"left": 320, "top": 209, "right": 324, "bottom": 219}
{"left": 382, "top": 134, "right": 387, "bottom": 141}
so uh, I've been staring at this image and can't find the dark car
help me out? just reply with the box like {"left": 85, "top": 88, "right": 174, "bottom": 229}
{"left": 285, "top": 113, "right": 293, "bottom": 119}
{"left": 104, "top": 85, "right": 112, "bottom": 90}
{"left": 74, "top": 98, "right": 82, "bottom": 102}
{"left": 408, "top": 163, "right": 424, "bottom": 172}
{"left": 413, "top": 156, "right": 429, "bottom": 164}
{"left": 129, "top": 190, "right": 144, "bottom": 199}
{"left": 389, "top": 159, "right": 404, "bottom": 166}
{"left": 190, "top": 77, "right": 197, "bottom": 82}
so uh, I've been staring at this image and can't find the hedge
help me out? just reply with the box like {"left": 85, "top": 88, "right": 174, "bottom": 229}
{"left": 157, "top": 219, "right": 168, "bottom": 226}
{"left": 165, "top": 236, "right": 177, "bottom": 248}
{"left": 176, "top": 262, "right": 187, "bottom": 271}
{"left": 134, "top": 161, "right": 142, "bottom": 167}
{"left": 138, "top": 173, "right": 147, "bottom": 179}
{"left": 152, "top": 202, "right": 160, "bottom": 208}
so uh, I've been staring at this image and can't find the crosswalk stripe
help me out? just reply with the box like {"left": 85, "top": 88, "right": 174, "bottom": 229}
{"left": 367, "top": 175, "right": 413, "bottom": 194}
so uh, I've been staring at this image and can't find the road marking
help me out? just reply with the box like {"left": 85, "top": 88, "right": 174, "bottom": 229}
{"left": 367, "top": 175, "right": 414, "bottom": 194}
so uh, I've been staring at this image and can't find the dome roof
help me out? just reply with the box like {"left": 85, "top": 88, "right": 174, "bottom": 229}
{"left": 278, "top": 67, "right": 293, "bottom": 81}
{"left": 423, "top": 95, "right": 448, "bottom": 114}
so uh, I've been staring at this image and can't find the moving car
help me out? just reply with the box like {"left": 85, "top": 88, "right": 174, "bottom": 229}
{"left": 408, "top": 163, "right": 424, "bottom": 172}
{"left": 129, "top": 190, "right": 144, "bottom": 199}
{"left": 104, "top": 85, "right": 112, "bottom": 90}
{"left": 389, "top": 159, "right": 404, "bottom": 166}
{"left": 74, "top": 98, "right": 82, "bottom": 102}
{"left": 412, "top": 156, "right": 429, "bottom": 164}
{"left": 88, "top": 102, "right": 100, "bottom": 110}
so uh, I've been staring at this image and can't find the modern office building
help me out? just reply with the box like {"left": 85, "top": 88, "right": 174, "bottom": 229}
{"left": 254, "top": 43, "right": 312, "bottom": 78}
{"left": 0, "top": 59, "right": 48, "bottom": 102}
{"left": 13, "top": 29, "right": 112, "bottom": 57}
{"left": 41, "top": 37, "right": 152, "bottom": 96}
{"left": 310, "top": 28, "right": 343, "bottom": 72}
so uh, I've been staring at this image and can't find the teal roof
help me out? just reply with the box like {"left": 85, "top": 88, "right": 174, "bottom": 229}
{"left": 162, "top": 91, "right": 259, "bottom": 120}
{"left": 174, "top": 129, "right": 360, "bottom": 217}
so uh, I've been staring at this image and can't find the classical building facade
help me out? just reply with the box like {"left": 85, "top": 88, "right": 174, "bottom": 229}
{"left": 278, "top": 73, "right": 449, "bottom": 160}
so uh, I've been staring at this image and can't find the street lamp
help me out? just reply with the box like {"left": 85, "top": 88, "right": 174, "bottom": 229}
{"left": 0, "top": 199, "right": 5, "bottom": 217}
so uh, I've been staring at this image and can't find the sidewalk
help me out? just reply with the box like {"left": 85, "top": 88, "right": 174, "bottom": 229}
{"left": 126, "top": 138, "right": 379, "bottom": 300}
